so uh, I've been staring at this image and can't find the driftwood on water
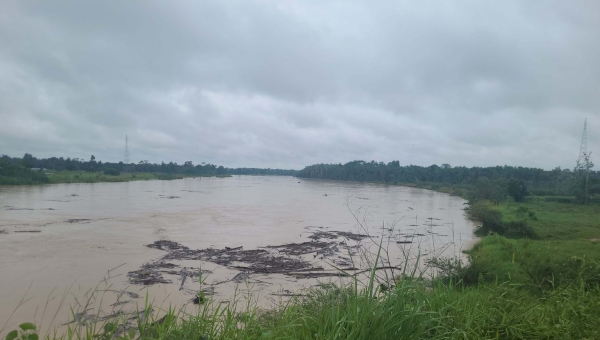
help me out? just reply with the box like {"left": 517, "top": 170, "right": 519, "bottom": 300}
{"left": 179, "top": 267, "right": 188, "bottom": 290}
{"left": 127, "top": 228, "right": 383, "bottom": 287}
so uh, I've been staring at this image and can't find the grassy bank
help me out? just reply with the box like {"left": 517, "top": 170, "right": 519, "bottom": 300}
{"left": 8, "top": 261, "right": 600, "bottom": 339}
{"left": 460, "top": 201, "right": 600, "bottom": 289}
{"left": 45, "top": 171, "right": 181, "bottom": 184}
{"left": 40, "top": 171, "right": 230, "bottom": 184}
{"left": 398, "top": 181, "right": 474, "bottom": 198}
{"left": 101, "top": 281, "right": 599, "bottom": 339}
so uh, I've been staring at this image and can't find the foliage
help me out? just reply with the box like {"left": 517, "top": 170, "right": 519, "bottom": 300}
{"left": 459, "top": 200, "right": 600, "bottom": 289}
{"left": 103, "top": 168, "right": 120, "bottom": 176}
{"left": 297, "top": 161, "right": 597, "bottom": 198}
{"left": 0, "top": 158, "right": 49, "bottom": 185}
{"left": 5, "top": 322, "right": 38, "bottom": 340}
{"left": 507, "top": 179, "right": 528, "bottom": 202}
{"left": 0, "top": 154, "right": 297, "bottom": 184}
{"left": 467, "top": 200, "right": 538, "bottom": 238}
{"left": 467, "top": 201, "right": 504, "bottom": 235}
{"left": 21, "top": 153, "right": 34, "bottom": 169}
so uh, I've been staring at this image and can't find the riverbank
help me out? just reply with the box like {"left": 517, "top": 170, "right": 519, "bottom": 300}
{"left": 45, "top": 171, "right": 232, "bottom": 184}
{"left": 462, "top": 200, "right": 600, "bottom": 288}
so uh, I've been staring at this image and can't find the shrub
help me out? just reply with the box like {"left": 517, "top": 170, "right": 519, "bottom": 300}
{"left": 466, "top": 201, "right": 504, "bottom": 235}
{"left": 503, "top": 220, "right": 537, "bottom": 239}
{"left": 103, "top": 168, "right": 120, "bottom": 176}
{"left": 507, "top": 179, "right": 528, "bottom": 202}
{"left": 467, "top": 201, "right": 537, "bottom": 239}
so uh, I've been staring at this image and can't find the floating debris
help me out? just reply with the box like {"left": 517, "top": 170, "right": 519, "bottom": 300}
{"left": 335, "top": 231, "right": 369, "bottom": 241}
{"left": 130, "top": 240, "right": 324, "bottom": 285}
{"left": 231, "top": 271, "right": 251, "bottom": 282}
{"left": 127, "top": 268, "right": 171, "bottom": 285}
{"left": 130, "top": 228, "right": 371, "bottom": 287}
{"left": 309, "top": 231, "right": 339, "bottom": 240}
{"left": 267, "top": 241, "right": 334, "bottom": 256}
{"left": 308, "top": 230, "right": 369, "bottom": 242}
{"left": 292, "top": 272, "right": 350, "bottom": 279}
{"left": 127, "top": 260, "right": 177, "bottom": 285}
{"left": 68, "top": 219, "right": 91, "bottom": 223}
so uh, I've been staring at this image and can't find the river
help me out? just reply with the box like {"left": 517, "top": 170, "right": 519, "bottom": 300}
{"left": 0, "top": 175, "right": 476, "bottom": 335}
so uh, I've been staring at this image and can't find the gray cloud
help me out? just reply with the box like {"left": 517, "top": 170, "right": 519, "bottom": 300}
{"left": 0, "top": 0, "right": 598, "bottom": 169}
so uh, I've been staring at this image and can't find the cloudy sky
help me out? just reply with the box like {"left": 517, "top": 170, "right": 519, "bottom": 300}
{"left": 0, "top": 0, "right": 598, "bottom": 169}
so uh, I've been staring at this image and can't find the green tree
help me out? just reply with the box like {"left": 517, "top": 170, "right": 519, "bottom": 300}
{"left": 507, "top": 179, "right": 528, "bottom": 202}
{"left": 22, "top": 153, "right": 34, "bottom": 169}
{"left": 88, "top": 155, "right": 97, "bottom": 172}
{"left": 474, "top": 177, "right": 494, "bottom": 200}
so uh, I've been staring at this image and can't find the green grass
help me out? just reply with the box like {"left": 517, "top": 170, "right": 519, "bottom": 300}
{"left": 498, "top": 201, "right": 600, "bottom": 241}
{"left": 44, "top": 171, "right": 232, "bottom": 184}
{"left": 0, "top": 170, "right": 233, "bottom": 185}
{"left": 9, "top": 275, "right": 600, "bottom": 339}
{"left": 463, "top": 201, "right": 600, "bottom": 288}
{"left": 46, "top": 171, "right": 182, "bottom": 184}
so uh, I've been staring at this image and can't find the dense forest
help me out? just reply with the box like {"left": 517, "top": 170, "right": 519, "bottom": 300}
{"left": 0, "top": 154, "right": 296, "bottom": 184}
{"left": 297, "top": 160, "right": 600, "bottom": 202}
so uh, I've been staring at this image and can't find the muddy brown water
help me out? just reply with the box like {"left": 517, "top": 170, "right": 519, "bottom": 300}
{"left": 0, "top": 176, "right": 476, "bottom": 335}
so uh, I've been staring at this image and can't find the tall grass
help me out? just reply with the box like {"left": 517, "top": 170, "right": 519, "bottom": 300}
{"left": 6, "top": 246, "right": 600, "bottom": 339}
{"left": 10, "top": 270, "right": 598, "bottom": 339}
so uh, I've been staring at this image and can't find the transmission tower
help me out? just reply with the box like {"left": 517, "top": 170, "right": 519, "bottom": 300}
{"left": 124, "top": 135, "right": 130, "bottom": 164}
{"left": 576, "top": 118, "right": 587, "bottom": 169}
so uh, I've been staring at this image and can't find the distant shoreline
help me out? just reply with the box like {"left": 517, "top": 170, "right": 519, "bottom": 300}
{"left": 1, "top": 170, "right": 232, "bottom": 186}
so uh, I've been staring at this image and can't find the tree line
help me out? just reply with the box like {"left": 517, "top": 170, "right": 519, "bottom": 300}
{"left": 0, "top": 153, "right": 296, "bottom": 184}
{"left": 296, "top": 160, "right": 600, "bottom": 203}
{"left": 0, "top": 156, "right": 49, "bottom": 185}
{"left": 4, "top": 154, "right": 598, "bottom": 203}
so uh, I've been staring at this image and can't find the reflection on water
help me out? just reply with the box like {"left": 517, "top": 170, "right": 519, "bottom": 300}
{"left": 0, "top": 176, "right": 475, "bottom": 334}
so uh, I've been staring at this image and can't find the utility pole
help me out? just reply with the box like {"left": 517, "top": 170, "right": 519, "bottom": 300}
{"left": 584, "top": 152, "right": 592, "bottom": 205}
{"left": 576, "top": 118, "right": 587, "bottom": 169}
{"left": 124, "top": 135, "right": 130, "bottom": 172}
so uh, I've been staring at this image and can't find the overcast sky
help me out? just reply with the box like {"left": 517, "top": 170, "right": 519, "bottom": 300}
{"left": 1, "top": 0, "right": 598, "bottom": 170}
